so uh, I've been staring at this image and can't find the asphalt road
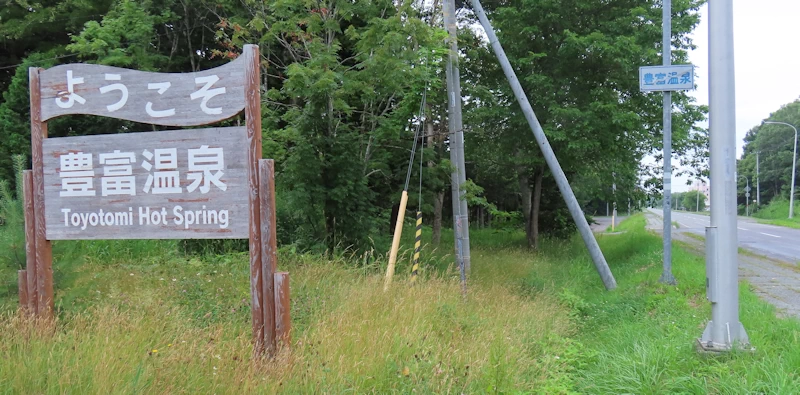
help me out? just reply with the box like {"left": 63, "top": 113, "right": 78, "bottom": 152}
{"left": 647, "top": 208, "right": 800, "bottom": 264}
{"left": 590, "top": 215, "right": 628, "bottom": 232}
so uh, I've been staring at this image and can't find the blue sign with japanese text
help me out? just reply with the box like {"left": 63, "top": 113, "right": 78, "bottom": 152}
{"left": 639, "top": 65, "right": 694, "bottom": 92}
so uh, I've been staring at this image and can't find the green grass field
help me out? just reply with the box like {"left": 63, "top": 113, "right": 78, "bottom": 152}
{"left": 753, "top": 199, "right": 800, "bottom": 229}
{"left": 1, "top": 214, "right": 799, "bottom": 393}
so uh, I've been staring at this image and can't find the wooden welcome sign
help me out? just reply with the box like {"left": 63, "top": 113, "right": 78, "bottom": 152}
{"left": 19, "top": 45, "right": 288, "bottom": 356}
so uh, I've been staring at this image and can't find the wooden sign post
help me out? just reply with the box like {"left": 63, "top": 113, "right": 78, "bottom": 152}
{"left": 22, "top": 45, "right": 288, "bottom": 356}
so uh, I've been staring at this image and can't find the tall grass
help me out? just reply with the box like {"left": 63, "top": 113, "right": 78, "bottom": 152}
{"left": 3, "top": 213, "right": 800, "bottom": 393}
{"left": 0, "top": 234, "right": 576, "bottom": 393}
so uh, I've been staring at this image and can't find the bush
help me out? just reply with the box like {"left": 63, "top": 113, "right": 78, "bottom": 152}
{"left": 0, "top": 155, "right": 26, "bottom": 271}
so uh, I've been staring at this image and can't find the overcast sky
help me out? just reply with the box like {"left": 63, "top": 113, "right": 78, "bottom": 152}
{"left": 670, "top": 0, "right": 800, "bottom": 192}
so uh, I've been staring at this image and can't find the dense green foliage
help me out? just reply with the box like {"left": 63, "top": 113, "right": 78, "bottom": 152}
{"left": 458, "top": 0, "right": 706, "bottom": 245}
{"left": 0, "top": 155, "right": 26, "bottom": 272}
{"left": 738, "top": 100, "right": 800, "bottom": 210}
{"left": 1, "top": 0, "right": 707, "bottom": 251}
{"left": 672, "top": 190, "right": 706, "bottom": 211}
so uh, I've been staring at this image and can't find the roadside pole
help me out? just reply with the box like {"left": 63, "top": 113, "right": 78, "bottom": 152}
{"left": 443, "top": 0, "right": 471, "bottom": 281}
{"left": 640, "top": 1, "right": 694, "bottom": 283}
{"left": 756, "top": 151, "right": 760, "bottom": 206}
{"left": 659, "top": 0, "right": 677, "bottom": 285}
{"left": 696, "top": 183, "right": 700, "bottom": 212}
{"left": 612, "top": 173, "right": 617, "bottom": 232}
{"left": 699, "top": 0, "right": 749, "bottom": 351}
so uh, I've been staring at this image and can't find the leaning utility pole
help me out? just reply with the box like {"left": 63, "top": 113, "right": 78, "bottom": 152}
{"left": 470, "top": 0, "right": 617, "bottom": 290}
{"left": 443, "top": 0, "right": 471, "bottom": 277}
{"left": 700, "top": 0, "right": 749, "bottom": 351}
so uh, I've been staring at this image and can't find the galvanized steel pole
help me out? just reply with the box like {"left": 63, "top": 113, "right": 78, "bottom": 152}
{"left": 793, "top": 129, "right": 797, "bottom": 219}
{"left": 700, "top": 0, "right": 749, "bottom": 351}
{"left": 469, "top": 0, "right": 617, "bottom": 290}
{"left": 659, "top": 0, "right": 677, "bottom": 285}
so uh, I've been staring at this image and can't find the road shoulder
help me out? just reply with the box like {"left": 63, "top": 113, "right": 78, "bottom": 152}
{"left": 644, "top": 211, "right": 800, "bottom": 319}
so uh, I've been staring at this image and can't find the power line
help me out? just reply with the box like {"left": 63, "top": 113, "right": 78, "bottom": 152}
{"left": 0, "top": 53, "right": 81, "bottom": 71}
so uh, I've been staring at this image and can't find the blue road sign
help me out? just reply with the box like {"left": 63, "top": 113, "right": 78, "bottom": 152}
{"left": 639, "top": 65, "right": 695, "bottom": 92}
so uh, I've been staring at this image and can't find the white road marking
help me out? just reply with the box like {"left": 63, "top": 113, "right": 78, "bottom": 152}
{"left": 760, "top": 232, "right": 781, "bottom": 238}
{"left": 737, "top": 227, "right": 749, "bottom": 231}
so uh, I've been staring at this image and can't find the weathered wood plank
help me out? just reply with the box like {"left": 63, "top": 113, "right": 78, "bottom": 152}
{"left": 18, "top": 270, "right": 28, "bottom": 310}
{"left": 30, "top": 67, "right": 54, "bottom": 319}
{"left": 39, "top": 56, "right": 246, "bottom": 127}
{"left": 41, "top": 127, "right": 250, "bottom": 240}
{"left": 274, "top": 272, "right": 291, "bottom": 350}
{"left": 244, "top": 45, "right": 265, "bottom": 354}
{"left": 23, "top": 170, "right": 38, "bottom": 314}
{"left": 259, "top": 159, "right": 277, "bottom": 355}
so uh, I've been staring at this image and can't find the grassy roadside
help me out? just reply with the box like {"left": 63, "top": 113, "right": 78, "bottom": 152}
{"left": 0, "top": 228, "right": 577, "bottom": 393}
{"left": 2, "top": 214, "right": 799, "bottom": 393}
{"left": 756, "top": 218, "right": 800, "bottom": 229}
{"left": 676, "top": 209, "right": 709, "bottom": 216}
{"left": 753, "top": 199, "right": 800, "bottom": 229}
{"left": 564, "top": 214, "right": 800, "bottom": 393}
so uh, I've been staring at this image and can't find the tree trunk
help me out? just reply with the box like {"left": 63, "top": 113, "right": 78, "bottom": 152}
{"left": 531, "top": 168, "right": 543, "bottom": 250}
{"left": 427, "top": 105, "right": 444, "bottom": 246}
{"left": 515, "top": 150, "right": 533, "bottom": 248}
{"left": 432, "top": 191, "right": 444, "bottom": 245}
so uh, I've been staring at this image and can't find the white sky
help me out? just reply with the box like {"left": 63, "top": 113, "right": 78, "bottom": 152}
{"left": 670, "top": 0, "right": 800, "bottom": 192}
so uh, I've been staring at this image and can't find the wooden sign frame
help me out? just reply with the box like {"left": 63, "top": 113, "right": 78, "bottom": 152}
{"left": 22, "top": 45, "right": 287, "bottom": 356}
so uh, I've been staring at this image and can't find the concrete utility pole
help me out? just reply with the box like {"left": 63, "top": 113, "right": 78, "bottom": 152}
{"left": 700, "top": 0, "right": 749, "bottom": 351}
{"left": 443, "top": 0, "right": 471, "bottom": 276}
{"left": 696, "top": 181, "right": 700, "bottom": 212}
{"left": 763, "top": 121, "right": 797, "bottom": 219}
{"left": 756, "top": 151, "right": 760, "bottom": 206}
{"left": 612, "top": 173, "right": 617, "bottom": 231}
{"left": 470, "top": 0, "right": 617, "bottom": 290}
{"left": 659, "top": 0, "right": 677, "bottom": 285}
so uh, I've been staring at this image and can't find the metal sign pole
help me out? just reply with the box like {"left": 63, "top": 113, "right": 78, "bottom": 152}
{"left": 700, "top": 0, "right": 749, "bottom": 351}
{"left": 659, "top": 0, "right": 677, "bottom": 285}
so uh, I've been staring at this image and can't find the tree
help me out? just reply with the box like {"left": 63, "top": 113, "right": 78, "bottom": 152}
{"left": 0, "top": 0, "right": 115, "bottom": 95}
{"left": 0, "top": 0, "right": 235, "bottom": 183}
{"left": 0, "top": 0, "right": 711, "bottom": 254}
{"left": 739, "top": 100, "right": 800, "bottom": 207}
{"left": 461, "top": 0, "right": 707, "bottom": 248}
{"left": 681, "top": 190, "right": 706, "bottom": 212}
{"left": 211, "top": 0, "right": 446, "bottom": 250}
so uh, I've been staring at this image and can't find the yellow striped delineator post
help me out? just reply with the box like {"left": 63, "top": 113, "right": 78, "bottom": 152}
{"left": 410, "top": 212, "right": 422, "bottom": 283}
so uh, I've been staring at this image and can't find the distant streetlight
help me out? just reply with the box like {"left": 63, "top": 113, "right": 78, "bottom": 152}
{"left": 762, "top": 121, "right": 797, "bottom": 219}
{"left": 738, "top": 174, "right": 750, "bottom": 216}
